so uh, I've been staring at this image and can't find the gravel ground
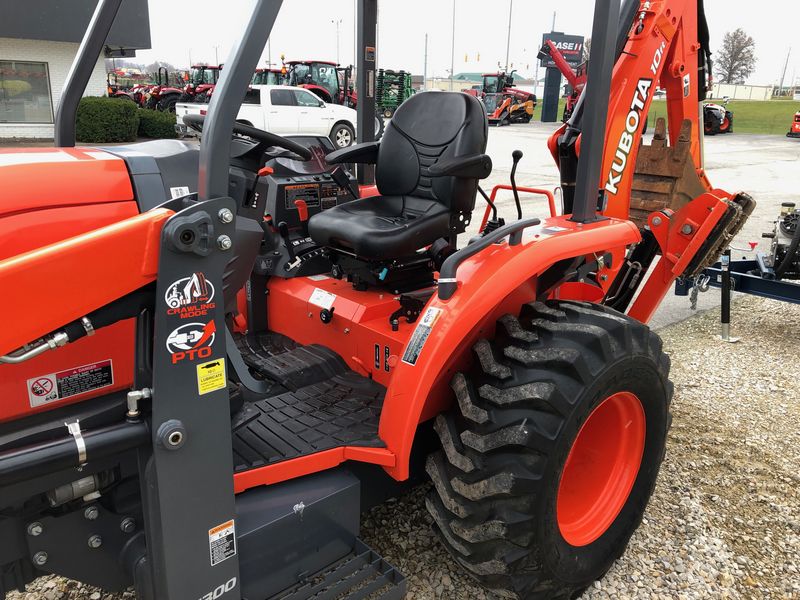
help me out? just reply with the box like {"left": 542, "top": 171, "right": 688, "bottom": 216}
{"left": 10, "top": 294, "right": 800, "bottom": 599}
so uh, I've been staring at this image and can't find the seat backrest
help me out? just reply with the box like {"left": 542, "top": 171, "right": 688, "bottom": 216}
{"left": 376, "top": 92, "right": 488, "bottom": 233}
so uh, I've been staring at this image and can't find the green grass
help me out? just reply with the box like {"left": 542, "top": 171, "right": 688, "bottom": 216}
{"left": 532, "top": 98, "right": 567, "bottom": 122}
{"left": 648, "top": 99, "right": 800, "bottom": 136}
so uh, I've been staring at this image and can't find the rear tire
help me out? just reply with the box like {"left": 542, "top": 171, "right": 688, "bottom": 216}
{"left": 426, "top": 300, "right": 672, "bottom": 599}
{"left": 158, "top": 95, "right": 178, "bottom": 113}
{"left": 719, "top": 111, "right": 733, "bottom": 134}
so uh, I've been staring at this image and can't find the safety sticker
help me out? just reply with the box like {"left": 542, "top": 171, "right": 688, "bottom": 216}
{"left": 309, "top": 288, "right": 336, "bottom": 311}
{"left": 27, "top": 360, "right": 113, "bottom": 408}
{"left": 166, "top": 321, "right": 216, "bottom": 364}
{"left": 197, "top": 359, "right": 227, "bottom": 395}
{"left": 169, "top": 186, "right": 191, "bottom": 199}
{"left": 307, "top": 274, "right": 330, "bottom": 281}
{"left": 165, "top": 272, "right": 216, "bottom": 320}
{"left": 539, "top": 226, "right": 568, "bottom": 235}
{"left": 401, "top": 307, "right": 442, "bottom": 366}
{"left": 208, "top": 519, "right": 236, "bottom": 567}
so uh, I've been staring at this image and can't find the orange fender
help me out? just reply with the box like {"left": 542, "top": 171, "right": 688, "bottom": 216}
{"left": 379, "top": 215, "right": 641, "bottom": 480}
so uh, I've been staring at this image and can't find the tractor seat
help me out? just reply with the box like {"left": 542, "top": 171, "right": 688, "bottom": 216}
{"left": 311, "top": 196, "right": 450, "bottom": 257}
{"left": 308, "top": 91, "right": 490, "bottom": 260}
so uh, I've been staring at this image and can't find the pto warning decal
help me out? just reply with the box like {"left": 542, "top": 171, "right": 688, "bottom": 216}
{"left": 309, "top": 288, "right": 336, "bottom": 310}
{"left": 165, "top": 272, "right": 216, "bottom": 319}
{"left": 27, "top": 360, "right": 113, "bottom": 407}
{"left": 401, "top": 307, "right": 442, "bottom": 366}
{"left": 166, "top": 321, "right": 216, "bottom": 364}
{"left": 197, "top": 359, "right": 227, "bottom": 395}
{"left": 209, "top": 519, "right": 237, "bottom": 566}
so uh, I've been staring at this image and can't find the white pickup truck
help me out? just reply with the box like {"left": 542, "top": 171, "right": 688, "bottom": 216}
{"left": 176, "top": 84, "right": 358, "bottom": 148}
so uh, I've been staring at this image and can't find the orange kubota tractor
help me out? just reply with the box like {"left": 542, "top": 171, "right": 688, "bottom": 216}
{"left": 0, "top": 0, "right": 753, "bottom": 599}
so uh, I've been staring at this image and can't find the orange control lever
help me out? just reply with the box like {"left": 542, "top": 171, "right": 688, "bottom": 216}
{"left": 293, "top": 199, "right": 309, "bottom": 223}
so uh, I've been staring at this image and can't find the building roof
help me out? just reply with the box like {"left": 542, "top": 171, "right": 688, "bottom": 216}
{"left": 0, "top": 0, "right": 150, "bottom": 51}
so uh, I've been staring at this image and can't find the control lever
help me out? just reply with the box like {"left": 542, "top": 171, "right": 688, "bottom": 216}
{"left": 478, "top": 186, "right": 504, "bottom": 235}
{"left": 330, "top": 166, "right": 359, "bottom": 200}
{"left": 510, "top": 150, "right": 523, "bottom": 220}
{"left": 277, "top": 221, "right": 300, "bottom": 269}
{"left": 247, "top": 166, "right": 274, "bottom": 210}
{"left": 293, "top": 199, "right": 310, "bottom": 236}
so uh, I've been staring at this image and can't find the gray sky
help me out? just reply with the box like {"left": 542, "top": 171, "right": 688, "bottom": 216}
{"left": 135, "top": 0, "right": 799, "bottom": 87}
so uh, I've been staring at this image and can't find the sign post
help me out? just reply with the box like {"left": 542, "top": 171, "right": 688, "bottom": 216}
{"left": 539, "top": 32, "right": 584, "bottom": 122}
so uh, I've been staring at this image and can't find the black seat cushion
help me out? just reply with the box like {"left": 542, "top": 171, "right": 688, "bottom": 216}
{"left": 308, "top": 195, "right": 450, "bottom": 258}
{"left": 308, "top": 91, "right": 488, "bottom": 260}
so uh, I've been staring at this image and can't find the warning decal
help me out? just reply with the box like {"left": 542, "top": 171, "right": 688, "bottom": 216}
{"left": 401, "top": 307, "right": 442, "bottom": 366}
{"left": 27, "top": 360, "right": 113, "bottom": 408}
{"left": 209, "top": 519, "right": 237, "bottom": 566}
{"left": 309, "top": 288, "right": 336, "bottom": 310}
{"left": 197, "top": 359, "right": 227, "bottom": 395}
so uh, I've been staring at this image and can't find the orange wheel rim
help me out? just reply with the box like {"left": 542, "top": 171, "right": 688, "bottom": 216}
{"left": 556, "top": 391, "right": 646, "bottom": 547}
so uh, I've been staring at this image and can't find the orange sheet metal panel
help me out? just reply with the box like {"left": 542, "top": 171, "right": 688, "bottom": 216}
{"left": 267, "top": 276, "right": 412, "bottom": 386}
{"left": 0, "top": 209, "right": 172, "bottom": 356}
{"left": 0, "top": 147, "right": 134, "bottom": 218}
{"left": 0, "top": 202, "right": 139, "bottom": 261}
{"left": 378, "top": 216, "right": 641, "bottom": 481}
{"left": 0, "top": 320, "right": 135, "bottom": 423}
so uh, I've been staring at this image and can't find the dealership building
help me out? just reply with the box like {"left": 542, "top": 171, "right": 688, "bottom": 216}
{"left": 0, "top": 0, "right": 150, "bottom": 140}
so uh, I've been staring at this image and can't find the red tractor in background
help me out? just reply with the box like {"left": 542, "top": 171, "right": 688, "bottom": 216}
{"left": 178, "top": 64, "right": 223, "bottom": 104}
{"left": 789, "top": 111, "right": 800, "bottom": 138}
{"left": 252, "top": 68, "right": 286, "bottom": 86}
{"left": 284, "top": 59, "right": 385, "bottom": 137}
{"left": 140, "top": 67, "right": 185, "bottom": 112}
{"left": 465, "top": 72, "right": 537, "bottom": 125}
{"left": 286, "top": 60, "right": 358, "bottom": 107}
{"left": 538, "top": 39, "right": 587, "bottom": 121}
{"left": 106, "top": 72, "right": 149, "bottom": 106}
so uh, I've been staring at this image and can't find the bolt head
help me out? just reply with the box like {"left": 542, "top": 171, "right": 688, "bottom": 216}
{"left": 218, "top": 208, "right": 234, "bottom": 224}
{"left": 652, "top": 216, "right": 663, "bottom": 226}
{"left": 120, "top": 517, "right": 136, "bottom": 533}
{"left": 217, "top": 235, "right": 233, "bottom": 251}
{"left": 32, "top": 551, "right": 48, "bottom": 566}
{"left": 27, "top": 522, "right": 43, "bottom": 537}
{"left": 681, "top": 223, "right": 693, "bottom": 235}
{"left": 87, "top": 534, "right": 103, "bottom": 549}
{"left": 84, "top": 506, "right": 99, "bottom": 521}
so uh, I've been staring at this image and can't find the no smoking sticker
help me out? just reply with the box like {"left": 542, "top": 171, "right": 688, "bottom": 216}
{"left": 197, "top": 359, "right": 226, "bottom": 395}
{"left": 27, "top": 360, "right": 113, "bottom": 407}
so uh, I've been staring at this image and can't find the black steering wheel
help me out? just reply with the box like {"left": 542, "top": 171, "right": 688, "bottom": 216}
{"left": 183, "top": 114, "right": 312, "bottom": 160}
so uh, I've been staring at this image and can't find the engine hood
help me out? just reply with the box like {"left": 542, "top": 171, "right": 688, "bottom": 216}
{"left": 0, "top": 147, "right": 134, "bottom": 218}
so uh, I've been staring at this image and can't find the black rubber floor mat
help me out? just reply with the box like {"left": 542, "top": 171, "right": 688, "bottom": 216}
{"left": 232, "top": 372, "right": 385, "bottom": 471}
{"left": 236, "top": 333, "right": 348, "bottom": 391}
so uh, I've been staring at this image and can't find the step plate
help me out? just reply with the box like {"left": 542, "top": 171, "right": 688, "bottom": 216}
{"left": 232, "top": 373, "right": 385, "bottom": 472}
{"left": 272, "top": 539, "right": 407, "bottom": 600}
{"left": 236, "top": 333, "right": 349, "bottom": 391}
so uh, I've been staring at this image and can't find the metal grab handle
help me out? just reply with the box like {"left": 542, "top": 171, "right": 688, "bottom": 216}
{"left": 478, "top": 185, "right": 558, "bottom": 232}
{"left": 438, "top": 218, "right": 541, "bottom": 300}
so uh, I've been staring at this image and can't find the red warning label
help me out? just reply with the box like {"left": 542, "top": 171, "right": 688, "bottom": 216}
{"left": 27, "top": 360, "right": 114, "bottom": 408}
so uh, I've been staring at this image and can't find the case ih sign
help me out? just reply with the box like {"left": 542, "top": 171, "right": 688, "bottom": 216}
{"left": 540, "top": 32, "right": 585, "bottom": 68}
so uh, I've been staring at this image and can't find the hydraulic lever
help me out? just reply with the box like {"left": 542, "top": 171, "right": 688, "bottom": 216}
{"left": 510, "top": 150, "right": 523, "bottom": 220}
{"left": 293, "top": 199, "right": 310, "bottom": 236}
{"left": 277, "top": 221, "right": 298, "bottom": 267}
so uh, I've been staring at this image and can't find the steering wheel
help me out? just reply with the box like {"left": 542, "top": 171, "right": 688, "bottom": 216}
{"left": 183, "top": 114, "right": 312, "bottom": 160}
